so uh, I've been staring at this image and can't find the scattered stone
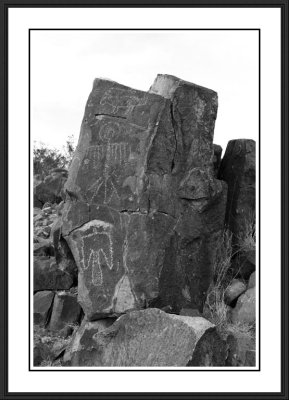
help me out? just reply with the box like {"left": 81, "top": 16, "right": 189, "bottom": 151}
{"left": 49, "top": 291, "right": 82, "bottom": 332}
{"left": 65, "top": 308, "right": 227, "bottom": 367}
{"left": 34, "top": 291, "right": 54, "bottom": 326}
{"left": 248, "top": 272, "right": 256, "bottom": 289}
{"left": 224, "top": 279, "right": 247, "bottom": 306}
{"left": 34, "top": 257, "right": 74, "bottom": 292}
{"left": 231, "top": 288, "right": 256, "bottom": 325}
{"left": 34, "top": 239, "right": 54, "bottom": 257}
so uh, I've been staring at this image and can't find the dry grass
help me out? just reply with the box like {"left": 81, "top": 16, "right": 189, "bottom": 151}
{"left": 204, "top": 228, "right": 255, "bottom": 338}
{"left": 237, "top": 210, "right": 256, "bottom": 253}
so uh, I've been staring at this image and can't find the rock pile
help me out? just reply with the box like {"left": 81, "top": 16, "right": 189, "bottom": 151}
{"left": 33, "top": 75, "right": 256, "bottom": 367}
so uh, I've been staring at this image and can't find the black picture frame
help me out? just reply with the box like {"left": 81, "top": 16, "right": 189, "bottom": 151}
{"left": 0, "top": 1, "right": 288, "bottom": 399}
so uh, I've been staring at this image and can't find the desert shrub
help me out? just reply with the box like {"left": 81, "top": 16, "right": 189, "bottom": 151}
{"left": 203, "top": 230, "right": 233, "bottom": 329}
{"left": 33, "top": 135, "right": 75, "bottom": 179}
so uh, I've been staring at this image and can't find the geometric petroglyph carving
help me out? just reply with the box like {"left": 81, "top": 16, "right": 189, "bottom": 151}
{"left": 78, "top": 220, "right": 114, "bottom": 286}
{"left": 83, "top": 142, "right": 130, "bottom": 171}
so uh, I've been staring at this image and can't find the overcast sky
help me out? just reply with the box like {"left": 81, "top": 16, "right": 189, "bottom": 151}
{"left": 31, "top": 30, "right": 259, "bottom": 153}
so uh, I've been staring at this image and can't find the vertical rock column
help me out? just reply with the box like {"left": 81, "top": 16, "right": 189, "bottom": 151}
{"left": 219, "top": 139, "right": 256, "bottom": 278}
{"left": 150, "top": 74, "right": 227, "bottom": 312}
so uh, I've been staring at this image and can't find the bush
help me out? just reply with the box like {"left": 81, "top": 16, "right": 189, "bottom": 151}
{"left": 33, "top": 135, "right": 75, "bottom": 179}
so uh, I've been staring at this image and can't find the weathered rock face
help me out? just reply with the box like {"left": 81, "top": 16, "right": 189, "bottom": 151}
{"left": 49, "top": 291, "right": 82, "bottom": 331}
{"left": 219, "top": 139, "right": 255, "bottom": 248}
{"left": 64, "top": 308, "right": 227, "bottom": 367}
{"left": 34, "top": 257, "right": 74, "bottom": 292}
{"left": 60, "top": 75, "right": 227, "bottom": 319}
{"left": 213, "top": 144, "right": 222, "bottom": 177}
{"left": 34, "top": 291, "right": 54, "bottom": 326}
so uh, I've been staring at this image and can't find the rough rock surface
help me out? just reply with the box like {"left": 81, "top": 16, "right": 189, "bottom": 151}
{"left": 231, "top": 288, "right": 256, "bottom": 325}
{"left": 64, "top": 308, "right": 227, "bottom": 367}
{"left": 34, "top": 169, "right": 68, "bottom": 207}
{"left": 247, "top": 271, "right": 256, "bottom": 289}
{"left": 213, "top": 144, "right": 222, "bottom": 177}
{"left": 219, "top": 139, "right": 255, "bottom": 239}
{"left": 60, "top": 75, "right": 227, "bottom": 319}
{"left": 224, "top": 279, "right": 247, "bottom": 306}
{"left": 34, "top": 291, "right": 54, "bottom": 326}
{"left": 63, "top": 317, "right": 116, "bottom": 366}
{"left": 49, "top": 291, "right": 82, "bottom": 331}
{"left": 225, "top": 329, "right": 255, "bottom": 366}
{"left": 34, "top": 257, "right": 74, "bottom": 292}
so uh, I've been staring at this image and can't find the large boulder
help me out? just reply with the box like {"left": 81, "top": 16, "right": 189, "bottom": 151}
{"left": 64, "top": 308, "right": 227, "bottom": 367}
{"left": 60, "top": 75, "right": 227, "bottom": 319}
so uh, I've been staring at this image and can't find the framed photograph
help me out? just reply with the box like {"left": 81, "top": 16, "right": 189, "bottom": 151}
{"left": 1, "top": 1, "right": 288, "bottom": 398}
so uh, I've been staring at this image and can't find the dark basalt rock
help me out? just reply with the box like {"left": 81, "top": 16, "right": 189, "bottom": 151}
{"left": 34, "top": 291, "right": 55, "bottom": 326}
{"left": 34, "top": 257, "right": 74, "bottom": 292}
{"left": 49, "top": 291, "right": 82, "bottom": 331}
{"left": 64, "top": 308, "right": 226, "bottom": 367}
{"left": 219, "top": 139, "right": 255, "bottom": 258}
{"left": 34, "top": 169, "right": 68, "bottom": 207}
{"left": 58, "top": 75, "right": 227, "bottom": 318}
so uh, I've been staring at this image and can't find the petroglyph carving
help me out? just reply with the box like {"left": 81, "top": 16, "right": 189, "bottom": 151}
{"left": 78, "top": 220, "right": 114, "bottom": 286}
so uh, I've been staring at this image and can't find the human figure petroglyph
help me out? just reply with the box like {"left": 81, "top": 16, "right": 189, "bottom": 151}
{"left": 82, "top": 121, "right": 133, "bottom": 205}
{"left": 79, "top": 220, "right": 114, "bottom": 286}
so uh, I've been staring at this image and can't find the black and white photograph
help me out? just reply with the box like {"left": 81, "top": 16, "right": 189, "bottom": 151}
{"left": 31, "top": 29, "right": 258, "bottom": 369}
{"left": 1, "top": 2, "right": 288, "bottom": 398}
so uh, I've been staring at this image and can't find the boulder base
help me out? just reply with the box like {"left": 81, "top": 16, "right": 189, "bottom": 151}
{"left": 64, "top": 308, "right": 227, "bottom": 367}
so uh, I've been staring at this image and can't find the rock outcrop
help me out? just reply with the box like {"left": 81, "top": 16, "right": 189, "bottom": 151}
{"left": 59, "top": 75, "right": 227, "bottom": 319}
{"left": 63, "top": 308, "right": 227, "bottom": 367}
{"left": 219, "top": 139, "right": 256, "bottom": 278}
{"left": 32, "top": 74, "right": 256, "bottom": 368}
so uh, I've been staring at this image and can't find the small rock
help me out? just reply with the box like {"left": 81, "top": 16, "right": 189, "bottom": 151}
{"left": 34, "top": 257, "right": 74, "bottom": 291}
{"left": 224, "top": 279, "right": 247, "bottom": 306}
{"left": 34, "top": 291, "right": 54, "bottom": 326}
{"left": 58, "top": 325, "right": 74, "bottom": 338}
{"left": 247, "top": 272, "right": 256, "bottom": 289}
{"left": 49, "top": 291, "right": 82, "bottom": 332}
{"left": 231, "top": 288, "right": 256, "bottom": 325}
